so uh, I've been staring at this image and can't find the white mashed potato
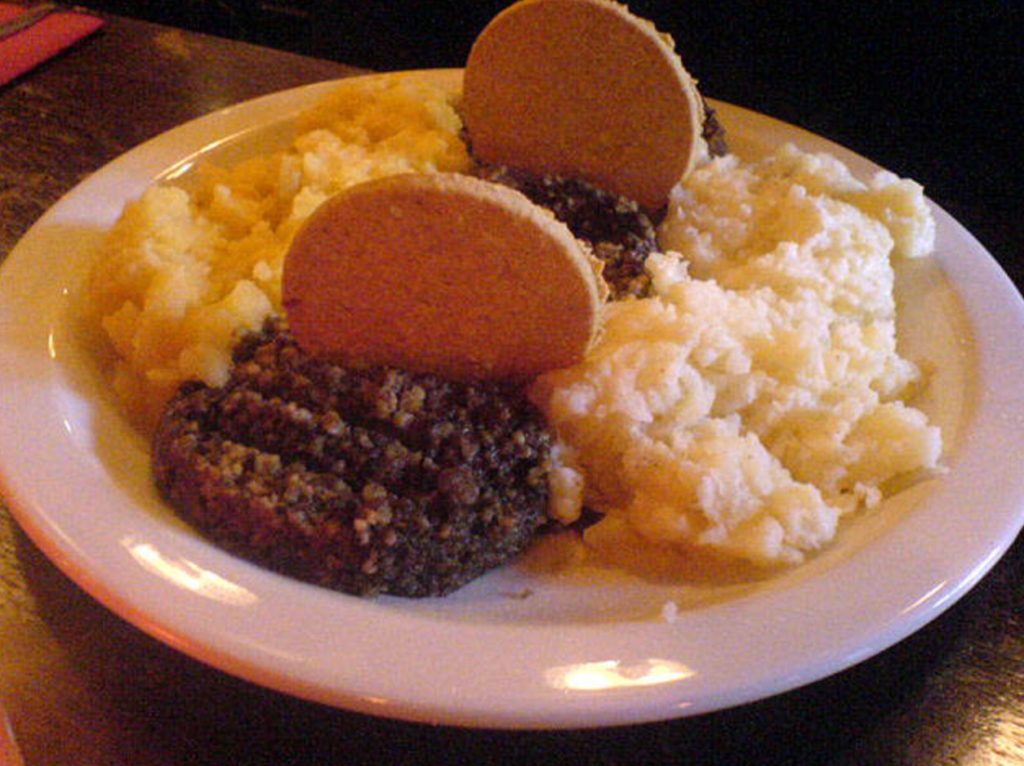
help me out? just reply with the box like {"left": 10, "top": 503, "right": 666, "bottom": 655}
{"left": 531, "top": 144, "right": 942, "bottom": 565}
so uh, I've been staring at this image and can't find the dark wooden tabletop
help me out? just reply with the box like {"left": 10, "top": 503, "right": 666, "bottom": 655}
{"left": 1, "top": 7, "right": 1022, "bottom": 765}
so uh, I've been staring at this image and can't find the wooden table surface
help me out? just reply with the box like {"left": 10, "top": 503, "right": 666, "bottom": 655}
{"left": 1, "top": 8, "right": 1022, "bottom": 765}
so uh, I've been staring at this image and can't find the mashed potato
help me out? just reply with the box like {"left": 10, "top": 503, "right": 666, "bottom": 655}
{"left": 531, "top": 144, "right": 941, "bottom": 565}
{"left": 87, "top": 73, "right": 470, "bottom": 429}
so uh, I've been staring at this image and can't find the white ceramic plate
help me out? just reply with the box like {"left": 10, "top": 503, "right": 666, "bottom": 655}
{"left": 2, "top": 71, "right": 1023, "bottom": 729}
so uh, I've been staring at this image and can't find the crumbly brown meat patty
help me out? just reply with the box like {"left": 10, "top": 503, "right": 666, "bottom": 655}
{"left": 476, "top": 165, "right": 659, "bottom": 300}
{"left": 153, "top": 319, "right": 553, "bottom": 597}
{"left": 701, "top": 100, "right": 729, "bottom": 159}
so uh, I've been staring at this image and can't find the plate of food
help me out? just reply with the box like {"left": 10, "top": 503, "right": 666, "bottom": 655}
{"left": 1, "top": 0, "right": 1023, "bottom": 729}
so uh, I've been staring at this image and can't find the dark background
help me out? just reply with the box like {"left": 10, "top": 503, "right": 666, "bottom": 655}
{"left": 82, "top": 0, "right": 1020, "bottom": 285}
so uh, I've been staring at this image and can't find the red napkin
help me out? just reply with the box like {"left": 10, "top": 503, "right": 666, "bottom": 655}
{"left": 0, "top": 3, "right": 104, "bottom": 86}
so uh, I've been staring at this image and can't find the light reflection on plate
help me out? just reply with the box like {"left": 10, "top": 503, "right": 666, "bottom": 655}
{"left": 1, "top": 70, "right": 1023, "bottom": 729}
{"left": 122, "top": 537, "right": 260, "bottom": 607}
{"left": 545, "top": 659, "right": 696, "bottom": 691}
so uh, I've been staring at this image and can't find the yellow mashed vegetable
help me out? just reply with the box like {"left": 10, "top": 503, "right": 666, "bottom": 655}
{"left": 87, "top": 76, "right": 942, "bottom": 568}
{"left": 531, "top": 145, "right": 941, "bottom": 565}
{"left": 87, "top": 73, "right": 471, "bottom": 429}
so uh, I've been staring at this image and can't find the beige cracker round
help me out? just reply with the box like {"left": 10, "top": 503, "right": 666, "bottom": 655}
{"left": 463, "top": 0, "right": 703, "bottom": 211}
{"left": 282, "top": 172, "right": 604, "bottom": 380}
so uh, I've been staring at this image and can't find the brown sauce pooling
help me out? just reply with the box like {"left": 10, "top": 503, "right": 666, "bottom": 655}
{"left": 153, "top": 319, "right": 553, "bottom": 597}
